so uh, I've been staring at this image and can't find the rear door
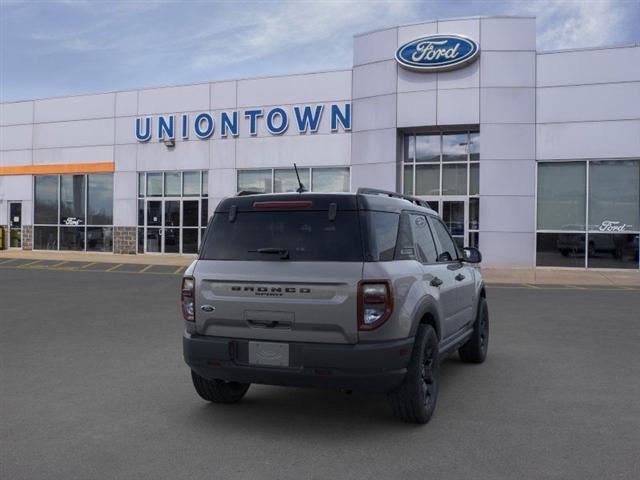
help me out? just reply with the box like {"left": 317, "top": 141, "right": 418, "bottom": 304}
{"left": 402, "top": 213, "right": 458, "bottom": 339}
{"left": 194, "top": 203, "right": 363, "bottom": 344}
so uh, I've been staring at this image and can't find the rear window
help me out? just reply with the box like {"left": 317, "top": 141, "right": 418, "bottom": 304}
{"left": 200, "top": 210, "right": 363, "bottom": 262}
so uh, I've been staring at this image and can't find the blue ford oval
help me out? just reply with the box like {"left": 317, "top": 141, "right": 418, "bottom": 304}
{"left": 396, "top": 34, "right": 480, "bottom": 72}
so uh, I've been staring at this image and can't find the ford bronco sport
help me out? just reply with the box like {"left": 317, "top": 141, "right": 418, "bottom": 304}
{"left": 182, "top": 188, "right": 488, "bottom": 424}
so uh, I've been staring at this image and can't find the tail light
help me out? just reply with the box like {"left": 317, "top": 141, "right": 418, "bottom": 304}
{"left": 181, "top": 277, "right": 195, "bottom": 322}
{"left": 358, "top": 280, "right": 393, "bottom": 331}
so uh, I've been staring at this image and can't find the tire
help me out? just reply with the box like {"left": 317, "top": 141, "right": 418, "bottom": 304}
{"left": 191, "top": 370, "right": 250, "bottom": 404}
{"left": 458, "top": 297, "right": 489, "bottom": 364}
{"left": 387, "top": 324, "right": 440, "bottom": 424}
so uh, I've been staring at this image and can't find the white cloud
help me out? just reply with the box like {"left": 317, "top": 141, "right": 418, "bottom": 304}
{"left": 187, "top": 0, "right": 413, "bottom": 72}
{"left": 509, "top": 0, "right": 630, "bottom": 50}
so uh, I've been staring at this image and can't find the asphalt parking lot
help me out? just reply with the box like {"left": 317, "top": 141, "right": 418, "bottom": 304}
{"left": 1, "top": 266, "right": 639, "bottom": 480}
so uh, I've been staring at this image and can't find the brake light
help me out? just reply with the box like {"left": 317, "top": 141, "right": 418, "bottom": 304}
{"left": 358, "top": 280, "right": 393, "bottom": 331}
{"left": 181, "top": 276, "right": 195, "bottom": 322}
{"left": 253, "top": 200, "right": 312, "bottom": 209}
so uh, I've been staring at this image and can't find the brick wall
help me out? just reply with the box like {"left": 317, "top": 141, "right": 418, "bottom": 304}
{"left": 22, "top": 226, "right": 33, "bottom": 250}
{"left": 113, "top": 227, "right": 137, "bottom": 254}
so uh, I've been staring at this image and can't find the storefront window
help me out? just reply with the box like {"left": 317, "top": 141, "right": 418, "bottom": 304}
{"left": 87, "top": 174, "right": 113, "bottom": 225}
{"left": 165, "top": 172, "right": 181, "bottom": 196}
{"left": 442, "top": 164, "right": 467, "bottom": 195}
{"left": 415, "top": 164, "right": 439, "bottom": 196}
{"left": 274, "top": 168, "right": 310, "bottom": 193}
{"left": 587, "top": 233, "right": 639, "bottom": 269}
{"left": 183, "top": 171, "right": 201, "bottom": 196}
{"left": 403, "top": 131, "right": 480, "bottom": 248}
{"left": 442, "top": 133, "right": 468, "bottom": 162}
{"left": 146, "top": 173, "right": 162, "bottom": 196}
{"left": 33, "top": 226, "right": 58, "bottom": 250}
{"left": 536, "top": 160, "right": 639, "bottom": 269}
{"left": 537, "top": 162, "right": 586, "bottom": 231}
{"left": 34, "top": 175, "right": 58, "bottom": 225}
{"left": 87, "top": 227, "right": 113, "bottom": 253}
{"left": 238, "top": 167, "right": 350, "bottom": 194}
{"left": 536, "top": 233, "right": 586, "bottom": 268}
{"left": 588, "top": 160, "right": 639, "bottom": 232}
{"left": 238, "top": 169, "right": 272, "bottom": 193}
{"left": 33, "top": 173, "right": 114, "bottom": 252}
{"left": 416, "top": 135, "right": 440, "bottom": 162}
{"left": 312, "top": 167, "right": 349, "bottom": 192}
{"left": 59, "top": 175, "right": 85, "bottom": 225}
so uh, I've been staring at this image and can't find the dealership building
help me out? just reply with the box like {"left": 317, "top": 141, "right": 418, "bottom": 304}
{"left": 1, "top": 16, "right": 639, "bottom": 269}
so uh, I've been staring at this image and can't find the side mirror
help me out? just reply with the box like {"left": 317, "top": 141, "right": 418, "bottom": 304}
{"left": 462, "top": 247, "right": 482, "bottom": 264}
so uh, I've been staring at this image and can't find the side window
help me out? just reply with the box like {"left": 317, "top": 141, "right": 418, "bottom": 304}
{"left": 394, "top": 213, "right": 438, "bottom": 263}
{"left": 430, "top": 217, "right": 459, "bottom": 262}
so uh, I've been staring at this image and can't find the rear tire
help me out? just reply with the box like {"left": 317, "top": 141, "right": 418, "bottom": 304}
{"left": 387, "top": 324, "right": 440, "bottom": 424}
{"left": 191, "top": 371, "right": 250, "bottom": 404}
{"left": 458, "top": 297, "right": 489, "bottom": 364}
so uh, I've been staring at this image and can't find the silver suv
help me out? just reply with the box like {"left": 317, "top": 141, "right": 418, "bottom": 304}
{"left": 182, "top": 188, "right": 488, "bottom": 424}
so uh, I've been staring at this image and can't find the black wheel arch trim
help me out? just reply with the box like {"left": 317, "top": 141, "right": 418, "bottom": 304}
{"left": 409, "top": 295, "right": 442, "bottom": 340}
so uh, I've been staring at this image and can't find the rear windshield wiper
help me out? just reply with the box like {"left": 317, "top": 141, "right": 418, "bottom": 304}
{"left": 249, "top": 247, "right": 290, "bottom": 260}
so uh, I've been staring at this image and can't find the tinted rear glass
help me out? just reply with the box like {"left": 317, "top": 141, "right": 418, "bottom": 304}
{"left": 201, "top": 211, "right": 363, "bottom": 261}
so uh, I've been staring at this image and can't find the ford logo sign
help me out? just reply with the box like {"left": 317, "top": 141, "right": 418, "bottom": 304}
{"left": 395, "top": 34, "right": 480, "bottom": 72}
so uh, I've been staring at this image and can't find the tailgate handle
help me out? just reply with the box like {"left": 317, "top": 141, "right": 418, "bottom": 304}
{"left": 247, "top": 319, "right": 292, "bottom": 329}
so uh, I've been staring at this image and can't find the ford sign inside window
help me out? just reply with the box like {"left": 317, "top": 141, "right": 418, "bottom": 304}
{"left": 395, "top": 34, "right": 480, "bottom": 72}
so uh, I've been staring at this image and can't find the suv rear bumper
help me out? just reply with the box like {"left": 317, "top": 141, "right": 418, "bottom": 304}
{"left": 183, "top": 333, "right": 414, "bottom": 393}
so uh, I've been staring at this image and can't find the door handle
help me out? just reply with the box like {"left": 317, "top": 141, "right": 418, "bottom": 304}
{"left": 430, "top": 277, "right": 443, "bottom": 287}
{"left": 455, "top": 273, "right": 465, "bottom": 281}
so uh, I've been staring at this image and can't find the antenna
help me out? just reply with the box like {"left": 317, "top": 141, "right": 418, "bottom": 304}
{"left": 293, "top": 163, "right": 307, "bottom": 193}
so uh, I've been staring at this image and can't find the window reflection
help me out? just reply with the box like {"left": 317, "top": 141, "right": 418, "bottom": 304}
{"left": 537, "top": 233, "right": 585, "bottom": 268}
{"left": 442, "top": 133, "right": 468, "bottom": 162}
{"left": 415, "top": 135, "right": 440, "bottom": 163}
{"left": 587, "top": 234, "right": 639, "bottom": 269}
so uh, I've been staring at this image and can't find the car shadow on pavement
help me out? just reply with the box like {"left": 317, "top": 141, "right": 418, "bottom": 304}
{"left": 179, "top": 356, "right": 476, "bottom": 435}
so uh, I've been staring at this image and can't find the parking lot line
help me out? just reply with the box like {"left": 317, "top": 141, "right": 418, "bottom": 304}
{"left": 81, "top": 262, "right": 96, "bottom": 269}
{"left": 173, "top": 266, "right": 185, "bottom": 275}
{"left": 17, "top": 260, "right": 42, "bottom": 268}
{"left": 138, "top": 264, "right": 153, "bottom": 273}
{"left": 106, "top": 263, "right": 123, "bottom": 272}
{"left": 50, "top": 261, "right": 68, "bottom": 268}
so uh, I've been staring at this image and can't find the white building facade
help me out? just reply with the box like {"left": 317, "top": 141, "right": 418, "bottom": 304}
{"left": 1, "top": 16, "right": 639, "bottom": 269}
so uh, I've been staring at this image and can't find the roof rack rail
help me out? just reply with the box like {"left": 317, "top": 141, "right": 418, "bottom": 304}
{"left": 236, "top": 190, "right": 262, "bottom": 196}
{"left": 356, "top": 187, "right": 433, "bottom": 209}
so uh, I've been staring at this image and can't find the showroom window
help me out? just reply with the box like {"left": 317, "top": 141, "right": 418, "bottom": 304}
{"left": 33, "top": 174, "right": 114, "bottom": 252}
{"left": 402, "top": 131, "right": 479, "bottom": 248}
{"left": 536, "top": 160, "right": 640, "bottom": 269}
{"left": 237, "top": 166, "right": 350, "bottom": 193}
{"left": 137, "top": 171, "right": 208, "bottom": 254}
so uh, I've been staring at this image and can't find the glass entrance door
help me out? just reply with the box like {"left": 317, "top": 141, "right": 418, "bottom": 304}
{"left": 9, "top": 202, "right": 22, "bottom": 248}
{"left": 163, "top": 200, "right": 180, "bottom": 253}
{"left": 143, "top": 198, "right": 202, "bottom": 254}
{"left": 441, "top": 200, "right": 466, "bottom": 249}
{"left": 419, "top": 198, "right": 469, "bottom": 249}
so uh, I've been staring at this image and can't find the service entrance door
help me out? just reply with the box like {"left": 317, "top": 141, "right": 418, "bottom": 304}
{"left": 8, "top": 202, "right": 22, "bottom": 248}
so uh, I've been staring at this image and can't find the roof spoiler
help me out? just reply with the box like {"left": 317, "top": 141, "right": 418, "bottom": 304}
{"left": 356, "top": 187, "right": 433, "bottom": 209}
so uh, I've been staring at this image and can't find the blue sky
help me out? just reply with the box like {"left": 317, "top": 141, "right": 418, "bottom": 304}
{"left": 1, "top": 0, "right": 638, "bottom": 102}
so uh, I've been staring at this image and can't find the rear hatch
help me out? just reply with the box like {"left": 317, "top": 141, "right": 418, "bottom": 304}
{"left": 194, "top": 195, "right": 363, "bottom": 344}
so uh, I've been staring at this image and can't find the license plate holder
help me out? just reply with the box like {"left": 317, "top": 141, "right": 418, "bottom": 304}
{"left": 248, "top": 341, "right": 290, "bottom": 367}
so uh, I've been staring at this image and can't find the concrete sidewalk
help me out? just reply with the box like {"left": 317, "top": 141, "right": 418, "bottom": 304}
{"left": 1, "top": 250, "right": 639, "bottom": 286}
{"left": 0, "top": 249, "right": 194, "bottom": 267}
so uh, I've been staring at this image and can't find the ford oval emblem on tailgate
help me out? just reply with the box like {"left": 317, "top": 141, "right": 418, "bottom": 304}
{"left": 200, "top": 305, "right": 215, "bottom": 312}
